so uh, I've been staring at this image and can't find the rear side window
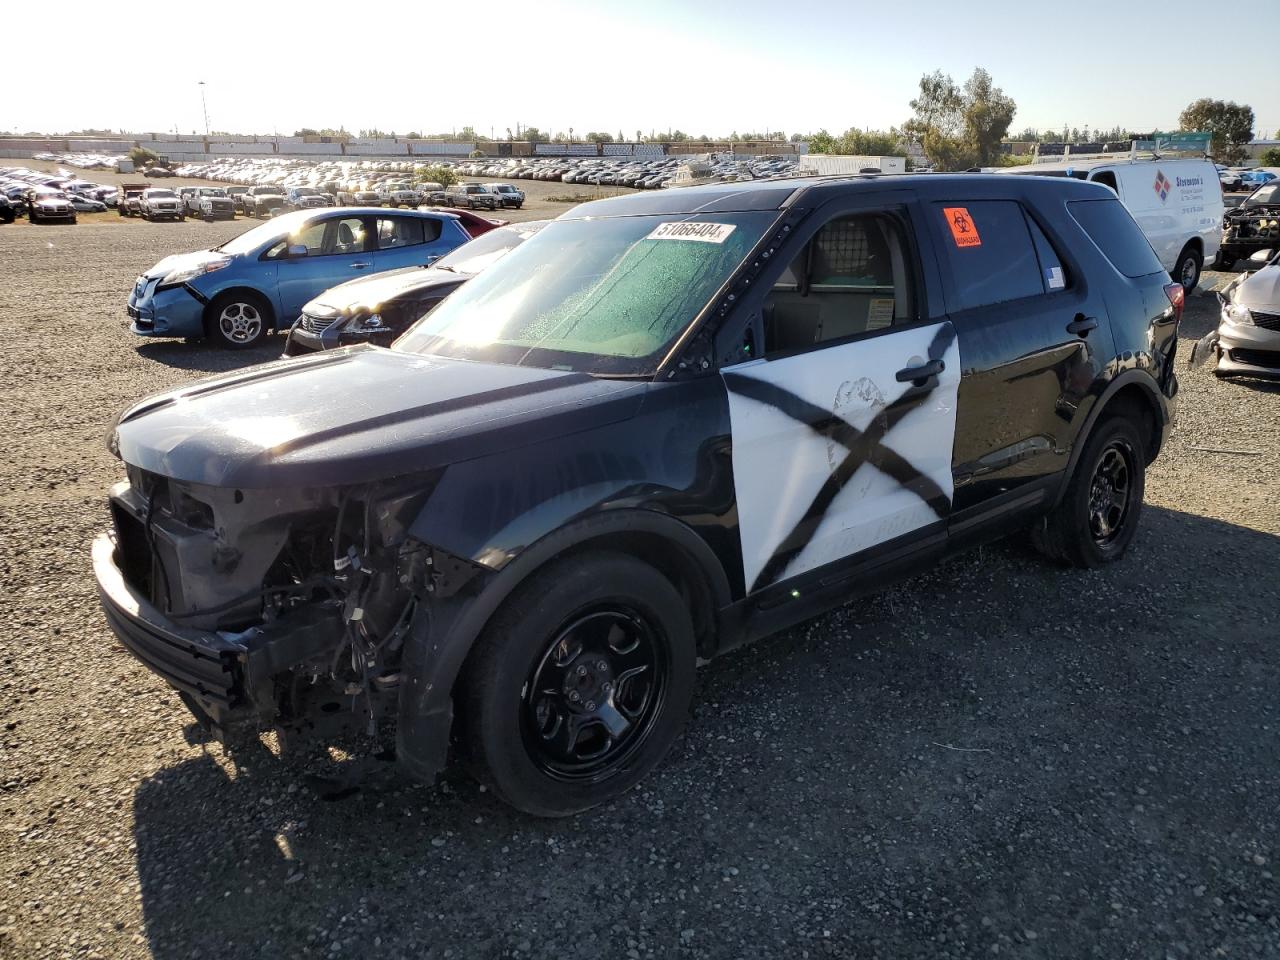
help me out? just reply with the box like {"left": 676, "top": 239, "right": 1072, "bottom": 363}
{"left": 934, "top": 201, "right": 1043, "bottom": 311}
{"left": 1068, "top": 199, "right": 1164, "bottom": 277}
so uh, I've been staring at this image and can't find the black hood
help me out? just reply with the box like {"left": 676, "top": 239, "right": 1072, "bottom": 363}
{"left": 113, "top": 346, "right": 647, "bottom": 489}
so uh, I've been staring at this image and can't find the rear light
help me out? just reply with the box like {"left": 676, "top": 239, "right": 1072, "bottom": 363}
{"left": 1163, "top": 282, "right": 1185, "bottom": 321}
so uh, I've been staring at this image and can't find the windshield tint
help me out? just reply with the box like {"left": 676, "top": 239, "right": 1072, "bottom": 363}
{"left": 215, "top": 211, "right": 317, "bottom": 255}
{"left": 434, "top": 221, "right": 547, "bottom": 275}
{"left": 394, "top": 211, "right": 775, "bottom": 375}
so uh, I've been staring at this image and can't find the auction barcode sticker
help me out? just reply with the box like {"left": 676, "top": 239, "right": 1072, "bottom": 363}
{"left": 646, "top": 222, "right": 737, "bottom": 243}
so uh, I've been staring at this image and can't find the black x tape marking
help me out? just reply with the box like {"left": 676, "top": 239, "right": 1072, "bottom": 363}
{"left": 725, "top": 324, "right": 956, "bottom": 592}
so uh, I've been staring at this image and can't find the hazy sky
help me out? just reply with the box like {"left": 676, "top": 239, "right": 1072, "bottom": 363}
{"left": 4, "top": 0, "right": 1277, "bottom": 140}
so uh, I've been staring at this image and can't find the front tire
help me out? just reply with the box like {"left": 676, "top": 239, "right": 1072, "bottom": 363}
{"left": 460, "top": 552, "right": 696, "bottom": 817}
{"left": 1031, "top": 416, "right": 1146, "bottom": 568}
{"left": 206, "top": 291, "right": 271, "bottom": 349}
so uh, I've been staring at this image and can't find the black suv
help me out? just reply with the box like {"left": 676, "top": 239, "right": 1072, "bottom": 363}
{"left": 94, "top": 175, "right": 1180, "bottom": 816}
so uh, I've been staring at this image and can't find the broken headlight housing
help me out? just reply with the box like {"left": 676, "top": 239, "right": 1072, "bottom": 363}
{"left": 1224, "top": 301, "right": 1253, "bottom": 326}
{"left": 342, "top": 310, "right": 385, "bottom": 334}
{"left": 158, "top": 258, "right": 231, "bottom": 289}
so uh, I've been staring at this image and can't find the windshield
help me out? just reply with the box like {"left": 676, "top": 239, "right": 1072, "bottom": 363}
{"left": 146, "top": 190, "right": 176, "bottom": 198}
{"left": 202, "top": 188, "right": 227, "bottom": 196}
{"left": 214, "top": 210, "right": 317, "bottom": 255}
{"left": 435, "top": 220, "right": 548, "bottom": 275}
{"left": 394, "top": 211, "right": 775, "bottom": 375}
{"left": 294, "top": 188, "right": 320, "bottom": 196}
{"left": 1245, "top": 183, "right": 1279, "bottom": 206}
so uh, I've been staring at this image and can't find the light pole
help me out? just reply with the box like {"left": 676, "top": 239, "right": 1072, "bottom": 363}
{"left": 198, "top": 81, "right": 210, "bottom": 137}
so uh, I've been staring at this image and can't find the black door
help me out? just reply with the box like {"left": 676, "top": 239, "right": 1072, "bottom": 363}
{"left": 927, "top": 199, "right": 1114, "bottom": 514}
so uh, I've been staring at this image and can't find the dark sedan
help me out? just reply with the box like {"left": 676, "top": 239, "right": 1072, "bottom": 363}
{"left": 283, "top": 220, "right": 548, "bottom": 354}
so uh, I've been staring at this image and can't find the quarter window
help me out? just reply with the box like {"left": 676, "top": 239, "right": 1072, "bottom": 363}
{"left": 934, "top": 201, "right": 1043, "bottom": 311}
{"left": 1026, "top": 216, "right": 1069, "bottom": 293}
{"left": 762, "top": 213, "right": 915, "bottom": 354}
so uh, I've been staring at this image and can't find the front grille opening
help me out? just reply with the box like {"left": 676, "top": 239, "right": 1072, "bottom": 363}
{"left": 1230, "top": 348, "right": 1280, "bottom": 368}
{"left": 110, "top": 500, "right": 152, "bottom": 596}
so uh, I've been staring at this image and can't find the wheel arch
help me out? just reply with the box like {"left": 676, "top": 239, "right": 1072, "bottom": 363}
{"left": 1056, "top": 371, "right": 1166, "bottom": 508}
{"left": 395, "top": 508, "right": 732, "bottom": 782}
{"left": 201, "top": 286, "right": 277, "bottom": 336}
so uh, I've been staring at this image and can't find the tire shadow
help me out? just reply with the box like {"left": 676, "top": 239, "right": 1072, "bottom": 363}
{"left": 130, "top": 505, "right": 1280, "bottom": 959}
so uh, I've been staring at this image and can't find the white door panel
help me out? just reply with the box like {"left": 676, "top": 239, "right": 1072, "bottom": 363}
{"left": 724, "top": 321, "right": 960, "bottom": 593}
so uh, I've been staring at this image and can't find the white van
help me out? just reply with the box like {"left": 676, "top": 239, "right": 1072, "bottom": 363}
{"left": 1009, "top": 158, "right": 1222, "bottom": 291}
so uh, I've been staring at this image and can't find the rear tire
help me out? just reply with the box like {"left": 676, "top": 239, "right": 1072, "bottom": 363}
{"left": 1031, "top": 416, "right": 1146, "bottom": 568}
{"left": 460, "top": 552, "right": 696, "bottom": 817}
{"left": 1173, "top": 245, "right": 1202, "bottom": 292}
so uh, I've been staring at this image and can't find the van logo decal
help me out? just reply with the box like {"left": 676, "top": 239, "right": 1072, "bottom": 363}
{"left": 1153, "top": 170, "right": 1171, "bottom": 203}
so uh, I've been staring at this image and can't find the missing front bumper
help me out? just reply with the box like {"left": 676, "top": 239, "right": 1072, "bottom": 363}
{"left": 92, "top": 532, "right": 344, "bottom": 729}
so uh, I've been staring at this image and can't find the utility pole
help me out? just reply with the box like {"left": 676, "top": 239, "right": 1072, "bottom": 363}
{"left": 198, "top": 81, "right": 210, "bottom": 137}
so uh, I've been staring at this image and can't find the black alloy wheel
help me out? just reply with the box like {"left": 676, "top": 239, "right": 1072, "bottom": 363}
{"left": 523, "top": 607, "right": 667, "bottom": 781}
{"left": 1031, "top": 415, "right": 1146, "bottom": 568}
{"left": 1086, "top": 441, "right": 1133, "bottom": 546}
{"left": 460, "top": 552, "right": 695, "bottom": 817}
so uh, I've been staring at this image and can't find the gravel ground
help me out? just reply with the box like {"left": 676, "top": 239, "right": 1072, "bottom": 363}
{"left": 1, "top": 216, "right": 1278, "bottom": 960}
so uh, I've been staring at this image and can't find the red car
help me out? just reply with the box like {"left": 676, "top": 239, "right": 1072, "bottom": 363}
{"left": 437, "top": 207, "right": 509, "bottom": 237}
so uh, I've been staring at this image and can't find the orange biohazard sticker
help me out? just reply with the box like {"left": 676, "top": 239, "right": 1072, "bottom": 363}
{"left": 943, "top": 207, "right": 982, "bottom": 248}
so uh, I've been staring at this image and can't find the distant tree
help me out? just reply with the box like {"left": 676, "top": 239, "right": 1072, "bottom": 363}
{"left": 636, "top": 129, "right": 643, "bottom": 142}
{"left": 585, "top": 131, "right": 614, "bottom": 143}
{"left": 1070, "top": 127, "right": 1081, "bottom": 142}
{"left": 961, "top": 68, "right": 1017, "bottom": 165}
{"left": 1259, "top": 147, "right": 1280, "bottom": 166}
{"left": 834, "top": 128, "right": 905, "bottom": 157}
{"left": 415, "top": 164, "right": 457, "bottom": 187}
{"left": 520, "top": 126, "right": 550, "bottom": 142}
{"left": 1179, "top": 98, "right": 1254, "bottom": 163}
{"left": 405, "top": 131, "right": 421, "bottom": 139}
{"left": 806, "top": 129, "right": 837, "bottom": 153}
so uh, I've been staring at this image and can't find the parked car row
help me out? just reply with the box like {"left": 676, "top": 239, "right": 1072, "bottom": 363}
{"left": 1217, "top": 164, "right": 1277, "bottom": 193}
{"left": 0, "top": 165, "right": 122, "bottom": 224}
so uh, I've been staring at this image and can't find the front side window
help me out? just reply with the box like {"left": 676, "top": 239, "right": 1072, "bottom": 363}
{"left": 291, "top": 216, "right": 368, "bottom": 257}
{"left": 934, "top": 200, "right": 1044, "bottom": 311}
{"left": 394, "top": 211, "right": 775, "bottom": 375}
{"left": 762, "top": 212, "right": 916, "bottom": 354}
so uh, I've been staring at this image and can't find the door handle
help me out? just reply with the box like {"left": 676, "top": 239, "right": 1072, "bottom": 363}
{"left": 1067, "top": 314, "right": 1098, "bottom": 336}
{"left": 351, "top": 261, "right": 371, "bottom": 269}
{"left": 895, "top": 358, "right": 945, "bottom": 385}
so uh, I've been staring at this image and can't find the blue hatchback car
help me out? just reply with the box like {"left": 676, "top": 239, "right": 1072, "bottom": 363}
{"left": 127, "top": 208, "right": 471, "bottom": 348}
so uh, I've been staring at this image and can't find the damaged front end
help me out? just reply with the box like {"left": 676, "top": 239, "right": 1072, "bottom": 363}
{"left": 93, "top": 463, "right": 481, "bottom": 751}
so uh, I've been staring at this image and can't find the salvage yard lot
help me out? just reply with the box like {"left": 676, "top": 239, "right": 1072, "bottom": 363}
{"left": 1, "top": 216, "right": 1278, "bottom": 959}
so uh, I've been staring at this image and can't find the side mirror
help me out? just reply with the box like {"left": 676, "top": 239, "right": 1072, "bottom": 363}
{"left": 287, "top": 243, "right": 308, "bottom": 258}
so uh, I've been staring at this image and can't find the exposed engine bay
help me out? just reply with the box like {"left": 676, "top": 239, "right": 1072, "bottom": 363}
{"left": 103, "top": 464, "right": 482, "bottom": 746}
{"left": 1220, "top": 197, "right": 1280, "bottom": 264}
